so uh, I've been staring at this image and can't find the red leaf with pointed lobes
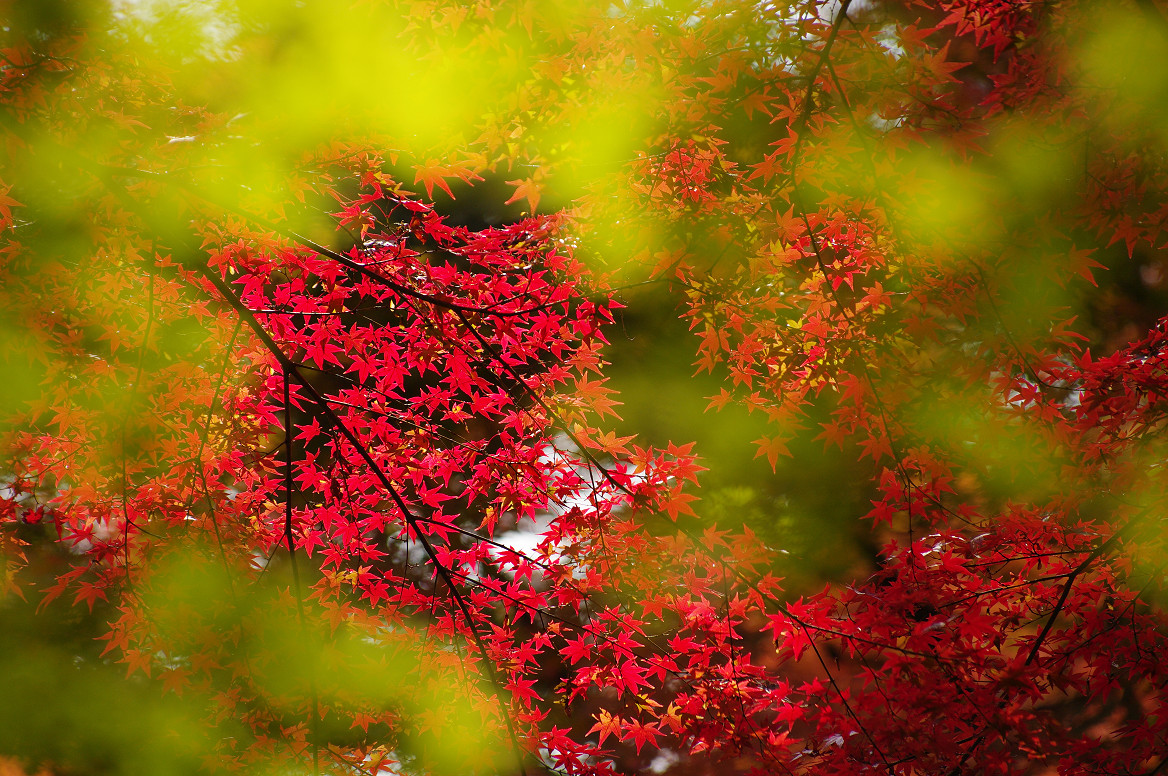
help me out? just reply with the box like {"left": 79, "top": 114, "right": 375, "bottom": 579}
{"left": 587, "top": 710, "right": 621, "bottom": 746}
{"left": 413, "top": 160, "right": 456, "bottom": 199}
{"left": 753, "top": 434, "right": 792, "bottom": 470}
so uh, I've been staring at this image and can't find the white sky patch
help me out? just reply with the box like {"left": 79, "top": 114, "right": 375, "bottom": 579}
{"left": 492, "top": 511, "right": 555, "bottom": 564}
{"left": 649, "top": 749, "right": 680, "bottom": 774}
{"left": 817, "top": 0, "right": 877, "bottom": 23}
{"left": 109, "top": 0, "right": 241, "bottom": 59}
{"left": 486, "top": 433, "right": 649, "bottom": 582}
{"left": 875, "top": 21, "right": 906, "bottom": 59}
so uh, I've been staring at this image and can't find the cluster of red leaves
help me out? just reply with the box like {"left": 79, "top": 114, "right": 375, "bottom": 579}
{"left": 563, "top": 0, "right": 1168, "bottom": 773}
{"left": 4, "top": 1, "right": 1168, "bottom": 776}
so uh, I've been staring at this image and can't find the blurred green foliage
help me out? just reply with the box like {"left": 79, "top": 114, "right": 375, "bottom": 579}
{"left": 0, "top": 539, "right": 503, "bottom": 776}
{"left": 0, "top": 591, "right": 212, "bottom": 776}
{"left": 603, "top": 284, "right": 879, "bottom": 588}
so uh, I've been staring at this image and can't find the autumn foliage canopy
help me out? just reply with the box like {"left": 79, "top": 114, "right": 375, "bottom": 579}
{"left": 4, "top": 0, "right": 1168, "bottom": 774}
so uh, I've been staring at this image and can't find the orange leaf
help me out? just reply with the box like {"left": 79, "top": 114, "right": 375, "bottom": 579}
{"left": 505, "top": 177, "right": 541, "bottom": 212}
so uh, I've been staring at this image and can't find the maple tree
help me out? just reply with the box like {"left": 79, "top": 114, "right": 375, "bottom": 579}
{"left": 3, "top": 0, "right": 1168, "bottom": 774}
